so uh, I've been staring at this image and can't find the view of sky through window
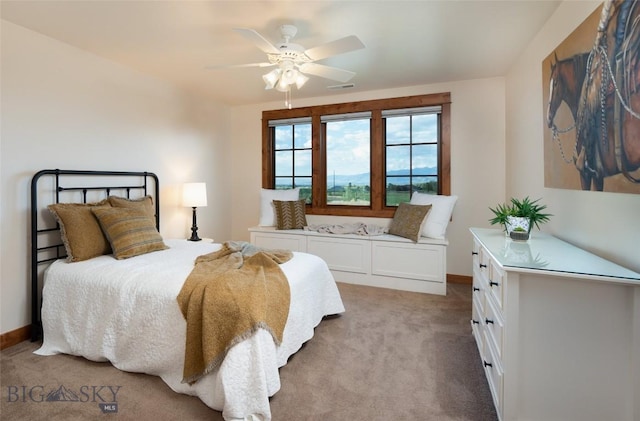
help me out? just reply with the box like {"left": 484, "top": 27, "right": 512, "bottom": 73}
{"left": 274, "top": 112, "right": 438, "bottom": 208}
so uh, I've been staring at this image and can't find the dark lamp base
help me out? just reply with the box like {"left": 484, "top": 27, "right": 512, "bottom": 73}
{"left": 188, "top": 206, "right": 202, "bottom": 242}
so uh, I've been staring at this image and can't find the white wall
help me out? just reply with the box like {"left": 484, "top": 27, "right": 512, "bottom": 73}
{"left": 0, "top": 21, "right": 232, "bottom": 334}
{"left": 506, "top": 1, "right": 640, "bottom": 272}
{"left": 229, "top": 78, "right": 507, "bottom": 279}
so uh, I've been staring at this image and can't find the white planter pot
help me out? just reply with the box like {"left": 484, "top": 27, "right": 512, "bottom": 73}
{"left": 506, "top": 216, "right": 530, "bottom": 235}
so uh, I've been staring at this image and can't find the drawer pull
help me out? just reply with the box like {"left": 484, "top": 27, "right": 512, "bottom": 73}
{"left": 485, "top": 318, "right": 494, "bottom": 325}
{"left": 489, "top": 281, "right": 499, "bottom": 287}
{"left": 483, "top": 360, "right": 493, "bottom": 368}
{"left": 473, "top": 286, "right": 480, "bottom": 292}
{"left": 472, "top": 251, "right": 478, "bottom": 256}
{"left": 479, "top": 263, "right": 487, "bottom": 269}
{"left": 472, "top": 319, "right": 480, "bottom": 325}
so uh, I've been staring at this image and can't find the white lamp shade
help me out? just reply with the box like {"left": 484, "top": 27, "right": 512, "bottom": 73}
{"left": 182, "top": 182, "right": 207, "bottom": 207}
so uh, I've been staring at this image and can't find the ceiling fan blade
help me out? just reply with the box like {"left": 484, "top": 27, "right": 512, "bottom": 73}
{"left": 299, "top": 63, "right": 356, "bottom": 83}
{"left": 205, "top": 62, "right": 275, "bottom": 70}
{"left": 233, "top": 28, "right": 281, "bottom": 54}
{"left": 304, "top": 35, "right": 365, "bottom": 61}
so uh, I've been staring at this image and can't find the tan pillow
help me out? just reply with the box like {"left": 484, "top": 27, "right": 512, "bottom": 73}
{"left": 108, "top": 195, "right": 155, "bottom": 219}
{"left": 91, "top": 207, "right": 168, "bottom": 259}
{"left": 273, "top": 199, "right": 308, "bottom": 230}
{"left": 48, "top": 200, "right": 112, "bottom": 262}
{"left": 388, "top": 202, "right": 432, "bottom": 242}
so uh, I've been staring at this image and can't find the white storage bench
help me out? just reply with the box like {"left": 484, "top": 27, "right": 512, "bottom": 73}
{"left": 249, "top": 226, "right": 448, "bottom": 295}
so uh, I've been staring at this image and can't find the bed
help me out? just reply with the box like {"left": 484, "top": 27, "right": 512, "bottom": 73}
{"left": 30, "top": 169, "right": 345, "bottom": 421}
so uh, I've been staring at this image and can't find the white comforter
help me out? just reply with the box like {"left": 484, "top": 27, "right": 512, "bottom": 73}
{"left": 35, "top": 239, "right": 345, "bottom": 420}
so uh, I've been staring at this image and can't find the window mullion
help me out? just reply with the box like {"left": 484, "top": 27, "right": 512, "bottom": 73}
{"left": 311, "top": 114, "right": 324, "bottom": 208}
{"left": 262, "top": 122, "right": 274, "bottom": 188}
{"left": 371, "top": 109, "right": 383, "bottom": 212}
{"left": 440, "top": 103, "right": 451, "bottom": 195}
{"left": 409, "top": 116, "right": 414, "bottom": 193}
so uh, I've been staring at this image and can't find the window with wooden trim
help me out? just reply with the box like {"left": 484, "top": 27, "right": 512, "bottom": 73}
{"left": 262, "top": 93, "right": 451, "bottom": 218}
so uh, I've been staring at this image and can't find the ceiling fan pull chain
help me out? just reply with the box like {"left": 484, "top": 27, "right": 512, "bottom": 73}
{"left": 285, "top": 88, "right": 292, "bottom": 109}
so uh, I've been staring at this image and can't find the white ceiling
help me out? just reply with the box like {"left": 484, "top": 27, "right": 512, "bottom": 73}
{"left": 1, "top": 0, "right": 561, "bottom": 106}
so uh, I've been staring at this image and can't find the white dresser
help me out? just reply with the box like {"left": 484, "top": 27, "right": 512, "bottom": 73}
{"left": 249, "top": 226, "right": 448, "bottom": 295}
{"left": 470, "top": 228, "right": 640, "bottom": 421}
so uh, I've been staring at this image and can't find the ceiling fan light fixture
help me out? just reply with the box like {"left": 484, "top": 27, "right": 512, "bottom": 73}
{"left": 295, "top": 73, "right": 309, "bottom": 89}
{"left": 262, "top": 68, "right": 281, "bottom": 90}
{"left": 275, "top": 77, "right": 290, "bottom": 92}
{"left": 281, "top": 68, "right": 297, "bottom": 85}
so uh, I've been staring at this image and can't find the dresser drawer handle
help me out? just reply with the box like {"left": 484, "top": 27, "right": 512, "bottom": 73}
{"left": 472, "top": 251, "right": 478, "bottom": 256}
{"left": 479, "top": 263, "right": 487, "bottom": 269}
{"left": 473, "top": 286, "right": 480, "bottom": 292}
{"left": 472, "top": 319, "right": 480, "bottom": 325}
{"left": 485, "top": 318, "right": 494, "bottom": 325}
{"left": 483, "top": 360, "right": 493, "bottom": 368}
{"left": 489, "top": 281, "right": 499, "bottom": 287}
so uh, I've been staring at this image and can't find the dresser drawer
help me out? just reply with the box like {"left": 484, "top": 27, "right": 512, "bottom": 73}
{"left": 484, "top": 294, "right": 504, "bottom": 359}
{"left": 477, "top": 246, "right": 490, "bottom": 276}
{"left": 471, "top": 293, "right": 484, "bottom": 357}
{"left": 472, "top": 239, "right": 481, "bottom": 267}
{"left": 483, "top": 330, "right": 503, "bottom": 418}
{"left": 472, "top": 274, "right": 485, "bottom": 315}
{"left": 488, "top": 259, "right": 504, "bottom": 309}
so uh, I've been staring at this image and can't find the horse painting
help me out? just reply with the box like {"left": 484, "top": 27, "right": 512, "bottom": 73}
{"left": 545, "top": 0, "right": 640, "bottom": 192}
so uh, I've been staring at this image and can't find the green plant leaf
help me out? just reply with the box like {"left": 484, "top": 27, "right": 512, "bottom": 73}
{"left": 489, "top": 196, "right": 551, "bottom": 231}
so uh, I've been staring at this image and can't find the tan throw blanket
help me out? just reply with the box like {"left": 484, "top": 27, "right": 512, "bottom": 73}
{"left": 177, "top": 241, "right": 292, "bottom": 385}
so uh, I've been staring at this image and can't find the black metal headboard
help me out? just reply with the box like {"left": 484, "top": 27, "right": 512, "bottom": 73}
{"left": 30, "top": 169, "right": 160, "bottom": 341}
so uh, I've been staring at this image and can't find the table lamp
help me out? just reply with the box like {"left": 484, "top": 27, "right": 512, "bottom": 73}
{"left": 182, "top": 182, "right": 207, "bottom": 241}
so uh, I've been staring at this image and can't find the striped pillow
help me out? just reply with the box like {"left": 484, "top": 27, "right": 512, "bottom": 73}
{"left": 273, "top": 199, "right": 308, "bottom": 230}
{"left": 91, "top": 206, "right": 168, "bottom": 259}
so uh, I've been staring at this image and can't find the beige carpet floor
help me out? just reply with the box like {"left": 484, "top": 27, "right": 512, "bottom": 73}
{"left": 1, "top": 282, "right": 497, "bottom": 420}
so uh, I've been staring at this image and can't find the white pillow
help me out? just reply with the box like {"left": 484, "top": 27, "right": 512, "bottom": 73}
{"left": 409, "top": 192, "right": 458, "bottom": 239}
{"left": 259, "top": 188, "right": 300, "bottom": 226}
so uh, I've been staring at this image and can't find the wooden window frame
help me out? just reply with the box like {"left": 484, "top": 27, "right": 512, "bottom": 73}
{"left": 262, "top": 93, "right": 451, "bottom": 218}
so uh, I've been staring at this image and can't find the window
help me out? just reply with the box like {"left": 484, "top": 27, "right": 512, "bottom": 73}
{"left": 262, "top": 93, "right": 451, "bottom": 218}
{"left": 323, "top": 113, "right": 371, "bottom": 206}
{"left": 271, "top": 118, "right": 312, "bottom": 203}
{"left": 384, "top": 108, "right": 440, "bottom": 206}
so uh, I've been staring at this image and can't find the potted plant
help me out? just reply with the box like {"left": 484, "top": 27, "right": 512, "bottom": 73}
{"left": 489, "top": 197, "right": 551, "bottom": 240}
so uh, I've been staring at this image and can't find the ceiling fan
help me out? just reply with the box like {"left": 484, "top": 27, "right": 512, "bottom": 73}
{"left": 212, "top": 25, "right": 365, "bottom": 95}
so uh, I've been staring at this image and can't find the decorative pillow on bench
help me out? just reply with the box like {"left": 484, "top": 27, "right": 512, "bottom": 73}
{"left": 273, "top": 199, "right": 308, "bottom": 230}
{"left": 409, "top": 193, "right": 458, "bottom": 239}
{"left": 259, "top": 188, "right": 300, "bottom": 226}
{"left": 388, "top": 202, "right": 432, "bottom": 242}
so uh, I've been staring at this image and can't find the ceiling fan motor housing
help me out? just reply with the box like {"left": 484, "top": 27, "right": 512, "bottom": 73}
{"left": 269, "top": 43, "right": 308, "bottom": 65}
{"left": 279, "top": 24, "right": 298, "bottom": 42}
